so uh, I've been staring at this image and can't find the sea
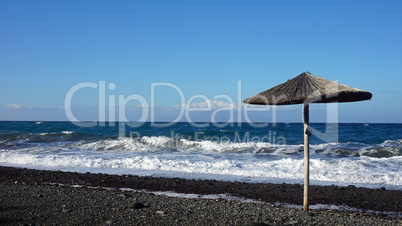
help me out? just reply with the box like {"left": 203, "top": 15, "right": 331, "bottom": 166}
{"left": 0, "top": 121, "right": 401, "bottom": 190}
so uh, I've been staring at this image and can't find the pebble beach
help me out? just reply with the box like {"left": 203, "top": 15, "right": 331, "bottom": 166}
{"left": 0, "top": 166, "right": 400, "bottom": 225}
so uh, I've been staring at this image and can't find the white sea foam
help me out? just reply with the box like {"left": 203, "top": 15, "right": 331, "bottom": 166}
{"left": 64, "top": 136, "right": 402, "bottom": 161}
{"left": 73, "top": 136, "right": 301, "bottom": 155}
{"left": 1, "top": 135, "right": 401, "bottom": 190}
{"left": 37, "top": 131, "right": 74, "bottom": 136}
{"left": 2, "top": 122, "right": 401, "bottom": 191}
{"left": 0, "top": 148, "right": 401, "bottom": 190}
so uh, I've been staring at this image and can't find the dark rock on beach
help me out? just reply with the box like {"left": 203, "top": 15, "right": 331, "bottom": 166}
{"left": 128, "top": 202, "right": 145, "bottom": 209}
{"left": 0, "top": 166, "right": 400, "bottom": 225}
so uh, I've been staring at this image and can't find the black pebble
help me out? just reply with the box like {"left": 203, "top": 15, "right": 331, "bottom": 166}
{"left": 129, "top": 202, "right": 145, "bottom": 209}
{"left": 249, "top": 222, "right": 268, "bottom": 226}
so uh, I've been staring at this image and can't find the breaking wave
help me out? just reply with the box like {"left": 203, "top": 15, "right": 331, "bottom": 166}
{"left": 0, "top": 122, "right": 401, "bottom": 190}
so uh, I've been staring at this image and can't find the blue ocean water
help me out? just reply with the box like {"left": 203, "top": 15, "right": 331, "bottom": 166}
{"left": 0, "top": 121, "right": 401, "bottom": 189}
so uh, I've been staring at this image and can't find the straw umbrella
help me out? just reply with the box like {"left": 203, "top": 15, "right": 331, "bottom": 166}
{"left": 243, "top": 72, "right": 372, "bottom": 211}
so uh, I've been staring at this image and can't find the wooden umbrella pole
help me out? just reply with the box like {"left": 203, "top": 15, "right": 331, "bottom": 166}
{"left": 303, "top": 103, "right": 310, "bottom": 211}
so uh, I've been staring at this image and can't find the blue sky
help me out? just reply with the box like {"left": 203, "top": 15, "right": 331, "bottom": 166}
{"left": 1, "top": 0, "right": 401, "bottom": 123}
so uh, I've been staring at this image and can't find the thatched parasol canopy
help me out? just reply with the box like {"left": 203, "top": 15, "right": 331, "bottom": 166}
{"left": 243, "top": 72, "right": 372, "bottom": 105}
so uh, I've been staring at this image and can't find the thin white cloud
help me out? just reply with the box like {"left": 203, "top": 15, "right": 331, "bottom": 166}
{"left": 124, "top": 99, "right": 299, "bottom": 115}
{"left": 4, "top": 104, "right": 64, "bottom": 110}
{"left": 190, "top": 99, "right": 234, "bottom": 109}
{"left": 173, "top": 99, "right": 237, "bottom": 110}
{"left": 5, "top": 104, "right": 22, "bottom": 109}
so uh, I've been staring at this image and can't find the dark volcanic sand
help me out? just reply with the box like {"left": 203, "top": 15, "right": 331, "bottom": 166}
{"left": 0, "top": 166, "right": 400, "bottom": 214}
{"left": 1, "top": 180, "right": 400, "bottom": 225}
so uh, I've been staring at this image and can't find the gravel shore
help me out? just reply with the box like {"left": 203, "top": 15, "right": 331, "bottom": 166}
{"left": 0, "top": 166, "right": 400, "bottom": 225}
